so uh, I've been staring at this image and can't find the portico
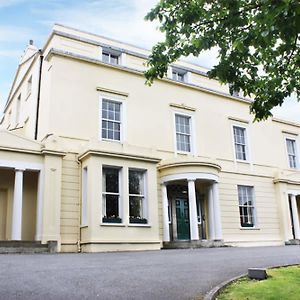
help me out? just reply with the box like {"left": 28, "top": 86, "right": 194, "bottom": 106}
{"left": 0, "top": 164, "right": 43, "bottom": 242}
{"left": 159, "top": 159, "right": 223, "bottom": 246}
{"left": 288, "top": 192, "right": 300, "bottom": 241}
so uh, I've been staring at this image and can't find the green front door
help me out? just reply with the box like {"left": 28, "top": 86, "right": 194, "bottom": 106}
{"left": 176, "top": 198, "right": 190, "bottom": 240}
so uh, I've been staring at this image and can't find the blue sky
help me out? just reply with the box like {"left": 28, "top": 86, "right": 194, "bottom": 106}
{"left": 0, "top": 0, "right": 299, "bottom": 121}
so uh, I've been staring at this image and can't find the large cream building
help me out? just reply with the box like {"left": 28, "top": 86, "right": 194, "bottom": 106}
{"left": 0, "top": 24, "right": 299, "bottom": 252}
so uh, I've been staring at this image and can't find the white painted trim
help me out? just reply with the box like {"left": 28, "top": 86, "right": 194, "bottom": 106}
{"left": 231, "top": 123, "right": 252, "bottom": 164}
{"left": 99, "top": 94, "right": 127, "bottom": 143}
{"left": 284, "top": 136, "right": 300, "bottom": 170}
{"left": 172, "top": 110, "right": 196, "bottom": 156}
{"left": 161, "top": 172, "right": 218, "bottom": 183}
{"left": 0, "top": 159, "right": 43, "bottom": 171}
{"left": 35, "top": 169, "right": 44, "bottom": 241}
{"left": 287, "top": 189, "right": 300, "bottom": 196}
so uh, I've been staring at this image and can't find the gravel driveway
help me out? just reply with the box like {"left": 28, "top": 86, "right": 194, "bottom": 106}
{"left": 0, "top": 246, "right": 299, "bottom": 300}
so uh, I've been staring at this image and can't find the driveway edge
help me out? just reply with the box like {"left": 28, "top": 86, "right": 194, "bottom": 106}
{"left": 203, "top": 263, "right": 300, "bottom": 300}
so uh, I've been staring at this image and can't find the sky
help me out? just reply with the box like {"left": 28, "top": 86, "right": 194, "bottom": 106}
{"left": 0, "top": 0, "right": 299, "bottom": 121}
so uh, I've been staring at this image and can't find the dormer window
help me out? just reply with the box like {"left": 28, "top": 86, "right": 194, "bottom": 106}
{"left": 172, "top": 67, "right": 187, "bottom": 82}
{"left": 102, "top": 48, "right": 121, "bottom": 65}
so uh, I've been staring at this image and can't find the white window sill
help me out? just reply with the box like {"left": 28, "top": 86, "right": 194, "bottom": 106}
{"left": 240, "top": 227, "right": 260, "bottom": 230}
{"left": 128, "top": 224, "right": 151, "bottom": 228}
{"left": 235, "top": 159, "right": 251, "bottom": 164}
{"left": 100, "top": 223, "right": 126, "bottom": 227}
{"left": 101, "top": 138, "right": 122, "bottom": 144}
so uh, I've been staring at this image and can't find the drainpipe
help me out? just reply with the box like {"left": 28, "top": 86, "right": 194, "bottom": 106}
{"left": 34, "top": 49, "right": 43, "bottom": 140}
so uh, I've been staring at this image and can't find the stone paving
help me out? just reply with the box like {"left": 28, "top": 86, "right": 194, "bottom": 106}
{"left": 0, "top": 246, "right": 299, "bottom": 300}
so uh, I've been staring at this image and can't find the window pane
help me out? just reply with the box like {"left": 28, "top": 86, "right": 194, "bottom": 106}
{"left": 101, "top": 99, "right": 121, "bottom": 141}
{"left": 234, "top": 126, "right": 247, "bottom": 160}
{"left": 129, "top": 170, "right": 144, "bottom": 195}
{"left": 103, "top": 168, "right": 119, "bottom": 193}
{"left": 238, "top": 186, "right": 255, "bottom": 227}
{"left": 129, "top": 196, "right": 143, "bottom": 218}
{"left": 102, "top": 52, "right": 109, "bottom": 63}
{"left": 104, "top": 194, "right": 119, "bottom": 217}
{"left": 110, "top": 55, "right": 119, "bottom": 64}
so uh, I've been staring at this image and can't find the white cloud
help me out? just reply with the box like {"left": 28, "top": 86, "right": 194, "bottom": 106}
{"left": 0, "top": 26, "right": 36, "bottom": 42}
{"left": 35, "top": 0, "right": 163, "bottom": 49}
{"left": 272, "top": 94, "right": 300, "bottom": 122}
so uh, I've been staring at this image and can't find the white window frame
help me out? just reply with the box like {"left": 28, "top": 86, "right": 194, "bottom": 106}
{"left": 285, "top": 137, "right": 299, "bottom": 169}
{"left": 128, "top": 168, "right": 148, "bottom": 223}
{"left": 237, "top": 185, "right": 257, "bottom": 228}
{"left": 99, "top": 95, "right": 126, "bottom": 143}
{"left": 171, "top": 67, "right": 188, "bottom": 82}
{"left": 100, "top": 46, "right": 125, "bottom": 65}
{"left": 173, "top": 111, "right": 196, "bottom": 155}
{"left": 232, "top": 124, "right": 251, "bottom": 163}
{"left": 81, "top": 167, "right": 88, "bottom": 226}
{"left": 102, "top": 166, "right": 123, "bottom": 223}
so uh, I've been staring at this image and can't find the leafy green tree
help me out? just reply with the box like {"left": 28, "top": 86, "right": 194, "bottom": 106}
{"left": 145, "top": 0, "right": 300, "bottom": 120}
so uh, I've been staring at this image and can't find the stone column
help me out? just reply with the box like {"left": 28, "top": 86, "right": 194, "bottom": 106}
{"left": 212, "top": 182, "right": 222, "bottom": 240}
{"left": 35, "top": 170, "right": 44, "bottom": 241}
{"left": 208, "top": 184, "right": 215, "bottom": 240}
{"left": 188, "top": 180, "right": 199, "bottom": 240}
{"left": 161, "top": 183, "right": 170, "bottom": 242}
{"left": 290, "top": 194, "right": 300, "bottom": 239}
{"left": 11, "top": 169, "right": 24, "bottom": 240}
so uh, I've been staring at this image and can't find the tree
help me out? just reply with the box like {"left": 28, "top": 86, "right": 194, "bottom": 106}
{"left": 144, "top": 0, "right": 300, "bottom": 120}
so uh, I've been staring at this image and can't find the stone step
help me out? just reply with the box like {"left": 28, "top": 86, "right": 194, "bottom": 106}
{"left": 163, "top": 239, "right": 225, "bottom": 249}
{"left": 285, "top": 239, "right": 300, "bottom": 245}
{"left": 0, "top": 241, "right": 56, "bottom": 254}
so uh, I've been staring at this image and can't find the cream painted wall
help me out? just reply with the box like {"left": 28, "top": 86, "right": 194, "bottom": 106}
{"left": 80, "top": 154, "right": 160, "bottom": 252}
{"left": 41, "top": 54, "right": 300, "bottom": 174}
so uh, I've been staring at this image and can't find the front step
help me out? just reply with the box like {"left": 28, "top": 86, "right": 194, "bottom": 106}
{"left": 0, "top": 241, "right": 56, "bottom": 254}
{"left": 285, "top": 239, "right": 300, "bottom": 246}
{"left": 163, "top": 239, "right": 225, "bottom": 249}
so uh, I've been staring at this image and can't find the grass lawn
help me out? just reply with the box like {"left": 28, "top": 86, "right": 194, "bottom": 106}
{"left": 217, "top": 265, "right": 300, "bottom": 300}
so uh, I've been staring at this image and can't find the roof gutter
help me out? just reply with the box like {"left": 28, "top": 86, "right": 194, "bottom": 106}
{"left": 34, "top": 50, "right": 44, "bottom": 140}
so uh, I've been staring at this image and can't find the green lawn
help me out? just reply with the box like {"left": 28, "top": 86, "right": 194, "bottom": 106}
{"left": 217, "top": 265, "right": 300, "bottom": 300}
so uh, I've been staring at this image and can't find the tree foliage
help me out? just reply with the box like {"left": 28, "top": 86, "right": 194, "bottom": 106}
{"left": 145, "top": 0, "right": 300, "bottom": 120}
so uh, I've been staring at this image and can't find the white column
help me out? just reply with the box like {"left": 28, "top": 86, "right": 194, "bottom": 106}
{"left": 290, "top": 194, "right": 300, "bottom": 239}
{"left": 188, "top": 180, "right": 199, "bottom": 240}
{"left": 212, "top": 182, "right": 222, "bottom": 240}
{"left": 35, "top": 170, "right": 44, "bottom": 241}
{"left": 11, "top": 169, "right": 24, "bottom": 240}
{"left": 208, "top": 185, "right": 215, "bottom": 240}
{"left": 161, "top": 183, "right": 170, "bottom": 242}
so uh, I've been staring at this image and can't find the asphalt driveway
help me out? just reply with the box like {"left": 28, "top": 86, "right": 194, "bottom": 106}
{"left": 0, "top": 246, "right": 299, "bottom": 300}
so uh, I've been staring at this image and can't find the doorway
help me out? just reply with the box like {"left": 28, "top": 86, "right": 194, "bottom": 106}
{"left": 175, "top": 198, "right": 190, "bottom": 240}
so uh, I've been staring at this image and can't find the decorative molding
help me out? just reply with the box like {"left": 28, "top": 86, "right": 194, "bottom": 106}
{"left": 282, "top": 130, "right": 298, "bottom": 136}
{"left": 78, "top": 149, "right": 161, "bottom": 163}
{"left": 97, "top": 87, "right": 129, "bottom": 97}
{"left": 228, "top": 116, "right": 250, "bottom": 124}
{"left": 169, "top": 103, "right": 196, "bottom": 112}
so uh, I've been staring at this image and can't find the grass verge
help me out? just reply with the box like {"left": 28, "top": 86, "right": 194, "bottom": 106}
{"left": 217, "top": 265, "right": 300, "bottom": 300}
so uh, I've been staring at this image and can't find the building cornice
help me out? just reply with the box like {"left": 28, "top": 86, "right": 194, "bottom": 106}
{"left": 78, "top": 149, "right": 161, "bottom": 163}
{"left": 45, "top": 48, "right": 252, "bottom": 105}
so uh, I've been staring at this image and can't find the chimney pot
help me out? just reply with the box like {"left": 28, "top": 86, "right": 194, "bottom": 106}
{"left": 29, "top": 39, "right": 34, "bottom": 45}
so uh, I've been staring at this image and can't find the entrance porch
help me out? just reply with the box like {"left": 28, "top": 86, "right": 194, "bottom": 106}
{"left": 0, "top": 167, "right": 42, "bottom": 242}
{"left": 161, "top": 172, "right": 223, "bottom": 248}
{"left": 288, "top": 193, "right": 300, "bottom": 243}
